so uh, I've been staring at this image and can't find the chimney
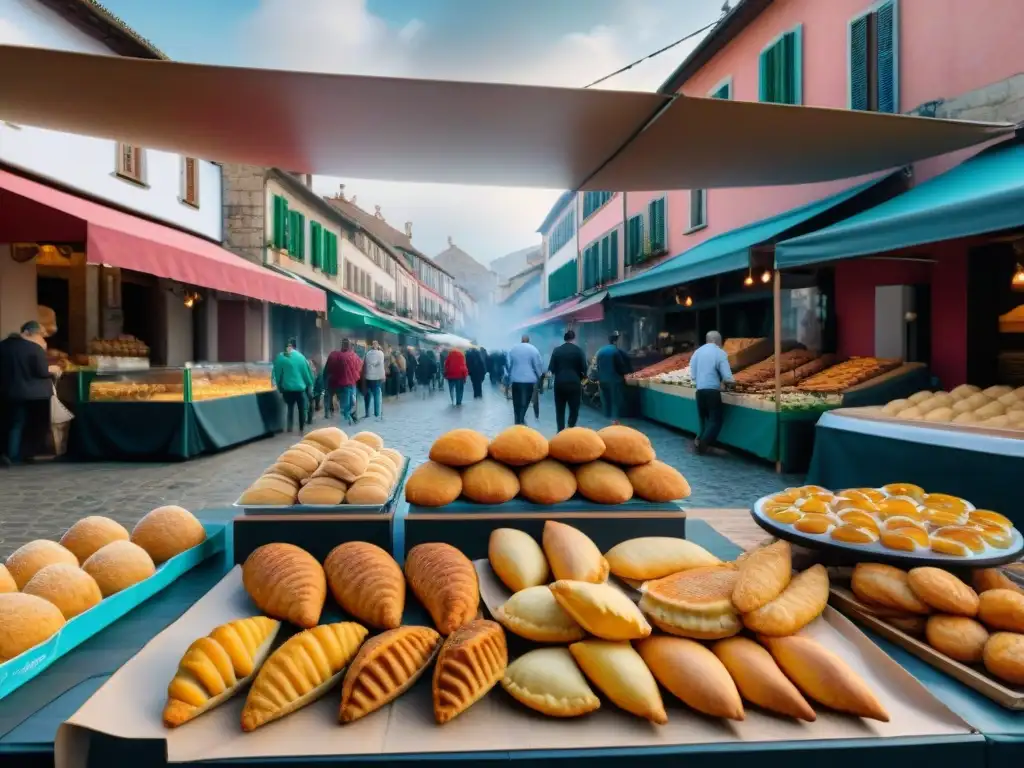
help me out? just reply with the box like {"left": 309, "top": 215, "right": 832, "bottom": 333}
{"left": 336, "top": 183, "right": 346, "bottom": 201}
{"left": 447, "top": 236, "right": 454, "bottom": 247}
{"left": 374, "top": 205, "right": 384, "bottom": 220}
{"left": 304, "top": 174, "right": 313, "bottom": 188}
{"left": 405, "top": 221, "right": 413, "bottom": 238}
{"left": 351, "top": 195, "right": 357, "bottom": 205}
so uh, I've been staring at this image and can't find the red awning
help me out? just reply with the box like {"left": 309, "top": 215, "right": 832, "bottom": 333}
{"left": 514, "top": 296, "right": 583, "bottom": 331}
{"left": 0, "top": 169, "right": 325, "bottom": 312}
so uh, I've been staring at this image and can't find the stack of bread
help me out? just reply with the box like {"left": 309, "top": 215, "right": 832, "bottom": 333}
{"left": 238, "top": 427, "right": 404, "bottom": 507}
{"left": 796, "top": 356, "right": 900, "bottom": 393}
{"left": 405, "top": 425, "right": 691, "bottom": 507}
{"left": 0, "top": 506, "right": 207, "bottom": 663}
{"left": 881, "top": 384, "right": 1024, "bottom": 429}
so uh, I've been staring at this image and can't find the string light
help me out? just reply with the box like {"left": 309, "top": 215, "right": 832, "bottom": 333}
{"left": 743, "top": 268, "right": 754, "bottom": 287}
{"left": 1013, "top": 264, "right": 1024, "bottom": 291}
{"left": 684, "top": 295, "right": 693, "bottom": 307}
{"left": 760, "top": 269, "right": 772, "bottom": 284}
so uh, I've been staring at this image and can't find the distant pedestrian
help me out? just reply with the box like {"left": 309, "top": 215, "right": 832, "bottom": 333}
{"left": 417, "top": 350, "right": 437, "bottom": 399}
{"left": 466, "top": 346, "right": 487, "bottom": 399}
{"left": 506, "top": 334, "right": 544, "bottom": 425}
{"left": 406, "top": 348, "right": 418, "bottom": 392}
{"left": 307, "top": 357, "right": 324, "bottom": 423}
{"left": 444, "top": 347, "right": 469, "bottom": 406}
{"left": 271, "top": 337, "right": 314, "bottom": 432}
{"left": 323, "top": 338, "right": 362, "bottom": 425}
{"left": 363, "top": 340, "right": 386, "bottom": 421}
{"left": 548, "top": 329, "right": 588, "bottom": 432}
{"left": 691, "top": 330, "right": 735, "bottom": 455}
{"left": 0, "top": 320, "right": 57, "bottom": 465}
{"left": 488, "top": 349, "right": 506, "bottom": 386}
{"left": 595, "top": 331, "right": 632, "bottom": 423}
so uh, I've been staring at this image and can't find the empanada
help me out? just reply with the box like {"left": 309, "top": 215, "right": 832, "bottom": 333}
{"left": 502, "top": 648, "right": 600, "bottom": 717}
{"left": 851, "top": 563, "right": 930, "bottom": 615}
{"left": 324, "top": 541, "right": 405, "bottom": 629}
{"left": 741, "top": 564, "right": 829, "bottom": 637}
{"left": 488, "top": 425, "right": 549, "bottom": 466}
{"left": 637, "top": 636, "right": 744, "bottom": 720}
{"left": 597, "top": 425, "right": 655, "bottom": 465}
{"left": 547, "top": 427, "right": 605, "bottom": 464}
{"left": 340, "top": 626, "right": 442, "bottom": 722}
{"left": 488, "top": 528, "right": 549, "bottom": 592}
{"left": 461, "top": 459, "right": 520, "bottom": 504}
{"left": 542, "top": 520, "right": 608, "bottom": 583}
{"left": 732, "top": 540, "right": 792, "bottom": 614}
{"left": 569, "top": 640, "right": 667, "bottom": 723}
{"left": 405, "top": 543, "right": 480, "bottom": 635}
{"left": 404, "top": 461, "right": 463, "bottom": 507}
{"left": 574, "top": 461, "right": 634, "bottom": 504}
{"left": 164, "top": 617, "right": 282, "bottom": 727}
{"left": 605, "top": 537, "right": 719, "bottom": 581}
{"left": 626, "top": 460, "right": 691, "bottom": 502}
{"left": 712, "top": 636, "right": 815, "bottom": 721}
{"left": 494, "top": 585, "right": 585, "bottom": 643}
{"left": 907, "top": 567, "right": 979, "bottom": 616}
{"left": 639, "top": 566, "right": 741, "bottom": 640}
{"left": 241, "top": 622, "right": 367, "bottom": 731}
{"left": 433, "top": 620, "right": 507, "bottom": 724}
{"left": 429, "top": 429, "right": 490, "bottom": 467}
{"left": 550, "top": 580, "right": 651, "bottom": 640}
{"left": 518, "top": 460, "right": 577, "bottom": 505}
{"left": 242, "top": 543, "right": 327, "bottom": 628}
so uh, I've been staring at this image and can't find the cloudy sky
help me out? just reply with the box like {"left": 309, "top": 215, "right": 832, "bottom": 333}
{"left": 97, "top": 0, "right": 725, "bottom": 264}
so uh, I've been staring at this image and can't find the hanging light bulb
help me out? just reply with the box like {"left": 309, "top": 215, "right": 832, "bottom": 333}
{"left": 684, "top": 295, "right": 693, "bottom": 307}
{"left": 743, "top": 269, "right": 754, "bottom": 287}
{"left": 761, "top": 268, "right": 772, "bottom": 284}
{"left": 1013, "top": 263, "right": 1024, "bottom": 292}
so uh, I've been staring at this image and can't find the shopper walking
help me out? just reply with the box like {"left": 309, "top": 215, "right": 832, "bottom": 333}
{"left": 488, "top": 349, "right": 506, "bottom": 387}
{"left": 690, "top": 330, "right": 735, "bottom": 455}
{"left": 506, "top": 334, "right": 544, "bottom": 425}
{"left": 466, "top": 346, "right": 487, "bottom": 399}
{"left": 406, "top": 348, "right": 418, "bottom": 392}
{"left": 0, "top": 320, "right": 57, "bottom": 465}
{"left": 323, "top": 338, "right": 362, "bottom": 425}
{"left": 271, "top": 338, "right": 314, "bottom": 432}
{"left": 595, "top": 331, "right": 632, "bottom": 423}
{"left": 363, "top": 340, "right": 387, "bottom": 420}
{"left": 548, "top": 329, "right": 588, "bottom": 432}
{"left": 306, "top": 357, "right": 324, "bottom": 424}
{"left": 416, "top": 349, "right": 437, "bottom": 399}
{"left": 443, "top": 347, "right": 469, "bottom": 406}
{"left": 395, "top": 349, "right": 407, "bottom": 394}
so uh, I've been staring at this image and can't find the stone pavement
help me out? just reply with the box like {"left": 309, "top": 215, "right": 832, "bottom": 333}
{"left": 0, "top": 383, "right": 801, "bottom": 557}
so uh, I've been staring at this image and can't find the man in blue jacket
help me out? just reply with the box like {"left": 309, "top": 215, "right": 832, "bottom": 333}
{"left": 505, "top": 334, "right": 544, "bottom": 425}
{"left": 595, "top": 331, "right": 631, "bottom": 422}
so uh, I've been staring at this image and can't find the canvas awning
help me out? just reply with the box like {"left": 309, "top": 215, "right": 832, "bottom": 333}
{"left": 516, "top": 291, "right": 607, "bottom": 329}
{"left": 775, "top": 139, "right": 1024, "bottom": 268}
{"left": 424, "top": 332, "right": 474, "bottom": 349}
{"left": 515, "top": 296, "right": 583, "bottom": 330}
{"left": 327, "top": 294, "right": 405, "bottom": 334}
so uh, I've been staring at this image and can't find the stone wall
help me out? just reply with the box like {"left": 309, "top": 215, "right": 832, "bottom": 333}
{"left": 221, "top": 163, "right": 268, "bottom": 265}
{"left": 912, "top": 72, "right": 1024, "bottom": 123}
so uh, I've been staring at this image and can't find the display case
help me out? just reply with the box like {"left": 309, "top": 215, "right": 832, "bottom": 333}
{"left": 86, "top": 363, "right": 275, "bottom": 402}
{"left": 190, "top": 362, "right": 274, "bottom": 401}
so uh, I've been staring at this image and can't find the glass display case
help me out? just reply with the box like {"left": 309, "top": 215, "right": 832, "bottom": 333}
{"left": 86, "top": 363, "right": 275, "bottom": 402}
{"left": 190, "top": 363, "right": 275, "bottom": 401}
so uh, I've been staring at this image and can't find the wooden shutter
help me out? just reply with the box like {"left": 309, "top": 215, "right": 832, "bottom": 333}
{"left": 876, "top": 1, "right": 897, "bottom": 113}
{"left": 849, "top": 15, "right": 869, "bottom": 110}
{"left": 609, "top": 230, "right": 619, "bottom": 281}
{"left": 310, "top": 222, "right": 322, "bottom": 268}
{"left": 649, "top": 199, "right": 666, "bottom": 252}
{"left": 294, "top": 213, "right": 306, "bottom": 260}
{"left": 326, "top": 233, "right": 338, "bottom": 275}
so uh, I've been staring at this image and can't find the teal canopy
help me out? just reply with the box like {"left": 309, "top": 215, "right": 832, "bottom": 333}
{"left": 328, "top": 294, "right": 405, "bottom": 334}
{"left": 776, "top": 139, "right": 1024, "bottom": 268}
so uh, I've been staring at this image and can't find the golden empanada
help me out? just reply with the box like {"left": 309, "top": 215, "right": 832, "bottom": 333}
{"left": 340, "top": 626, "right": 442, "bottom": 722}
{"left": 605, "top": 537, "right": 719, "bottom": 581}
{"left": 324, "top": 541, "right": 405, "bottom": 629}
{"left": 518, "top": 460, "right": 577, "bottom": 505}
{"left": 597, "top": 425, "right": 655, "bottom": 465}
{"left": 574, "top": 461, "right": 634, "bottom": 504}
{"left": 242, "top": 543, "right": 326, "bottom": 628}
{"left": 404, "top": 461, "right": 463, "bottom": 507}
{"left": 732, "top": 540, "right": 792, "bottom": 614}
{"left": 429, "top": 429, "right": 490, "bottom": 467}
{"left": 712, "top": 636, "right": 815, "bottom": 721}
{"left": 488, "top": 425, "right": 549, "bottom": 466}
{"left": 569, "top": 640, "right": 667, "bottom": 723}
{"left": 502, "top": 647, "right": 600, "bottom": 717}
{"left": 494, "top": 585, "right": 585, "bottom": 643}
{"left": 461, "top": 459, "right": 520, "bottom": 504}
{"left": 742, "top": 564, "right": 829, "bottom": 637}
{"left": 851, "top": 563, "right": 930, "bottom": 615}
{"left": 626, "top": 461, "right": 691, "bottom": 502}
{"left": 241, "top": 622, "right": 368, "bottom": 731}
{"left": 405, "top": 543, "right": 480, "bottom": 635}
{"left": 549, "top": 580, "right": 651, "bottom": 641}
{"left": 638, "top": 636, "right": 744, "bottom": 720}
{"left": 639, "top": 566, "right": 741, "bottom": 640}
{"left": 488, "top": 528, "right": 549, "bottom": 592}
{"left": 433, "top": 620, "right": 507, "bottom": 724}
{"left": 547, "top": 427, "right": 605, "bottom": 464}
{"left": 542, "top": 520, "right": 608, "bottom": 583}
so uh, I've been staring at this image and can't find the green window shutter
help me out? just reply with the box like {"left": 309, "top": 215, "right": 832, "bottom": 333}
{"left": 328, "top": 233, "right": 338, "bottom": 275}
{"left": 790, "top": 26, "right": 803, "bottom": 105}
{"left": 609, "top": 230, "right": 619, "bottom": 281}
{"left": 758, "top": 46, "right": 771, "bottom": 102}
{"left": 876, "top": 1, "right": 897, "bottom": 113}
{"left": 649, "top": 199, "right": 665, "bottom": 252}
{"left": 272, "top": 196, "right": 288, "bottom": 249}
{"left": 310, "top": 222, "right": 322, "bottom": 268}
{"left": 849, "top": 15, "right": 869, "bottom": 110}
{"left": 712, "top": 83, "right": 730, "bottom": 100}
{"left": 286, "top": 210, "right": 297, "bottom": 256}
{"left": 599, "top": 238, "right": 609, "bottom": 284}
{"left": 292, "top": 212, "right": 306, "bottom": 260}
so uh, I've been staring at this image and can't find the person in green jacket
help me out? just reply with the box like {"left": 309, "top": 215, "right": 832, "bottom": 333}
{"left": 271, "top": 338, "right": 314, "bottom": 432}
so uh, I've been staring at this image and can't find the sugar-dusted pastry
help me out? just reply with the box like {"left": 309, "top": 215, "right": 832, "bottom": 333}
{"left": 345, "top": 480, "right": 391, "bottom": 506}
{"left": 978, "top": 589, "right": 1024, "bottom": 632}
{"left": 82, "top": 540, "right": 156, "bottom": 596}
{"left": 712, "top": 636, "right": 816, "bottom": 721}
{"left": 488, "top": 528, "right": 549, "bottom": 592}
{"left": 742, "top": 564, "right": 828, "bottom": 637}
{"left": 488, "top": 425, "right": 549, "bottom": 466}
{"left": 324, "top": 541, "right": 405, "bottom": 629}
{"left": 732, "top": 540, "right": 792, "bottom": 614}
{"left": 569, "top": 640, "right": 667, "bottom": 724}
{"left": 5, "top": 540, "right": 78, "bottom": 590}
{"left": 163, "top": 617, "right": 281, "bottom": 727}
{"left": 639, "top": 566, "right": 741, "bottom": 640}
{"left": 502, "top": 647, "right": 600, "bottom": 717}
{"left": 238, "top": 473, "right": 297, "bottom": 505}
{"left": 597, "top": 425, "right": 655, "bottom": 466}
{"left": 550, "top": 580, "right": 651, "bottom": 641}
{"left": 983, "top": 632, "right": 1024, "bottom": 684}
{"left": 494, "top": 585, "right": 584, "bottom": 643}
{"left": 404, "top": 461, "right": 463, "bottom": 507}
{"left": 973, "top": 568, "right": 1024, "bottom": 595}
{"left": 542, "top": 520, "right": 608, "bottom": 583}
{"left": 433, "top": 620, "right": 507, "bottom": 724}
{"left": 242, "top": 622, "right": 367, "bottom": 731}
{"left": 340, "top": 626, "right": 442, "bottom": 722}
{"left": 0, "top": 564, "right": 15, "bottom": 594}
{"left": 851, "top": 563, "right": 931, "bottom": 614}
{"left": 59, "top": 516, "right": 129, "bottom": 563}
{"left": 351, "top": 431, "right": 385, "bottom": 451}
{"left": 242, "top": 543, "right": 326, "bottom": 628}
{"left": 637, "top": 636, "right": 744, "bottom": 720}
{"left": 518, "top": 460, "right": 577, "bottom": 505}
{"left": 296, "top": 476, "right": 347, "bottom": 505}
{"left": 405, "top": 542, "right": 480, "bottom": 635}
{"left": 303, "top": 426, "right": 347, "bottom": 452}
{"left": 316, "top": 446, "right": 371, "bottom": 483}
{"left": 761, "top": 635, "right": 889, "bottom": 721}
{"left": 461, "top": 459, "right": 520, "bottom": 504}
{"left": 574, "top": 461, "right": 634, "bottom": 504}
{"left": 429, "top": 429, "right": 490, "bottom": 467}
{"left": 626, "top": 461, "right": 691, "bottom": 503}
{"left": 131, "top": 506, "right": 207, "bottom": 565}
{"left": 547, "top": 427, "right": 605, "bottom": 464}
{"left": 907, "top": 568, "right": 979, "bottom": 617}
{"left": 22, "top": 564, "right": 102, "bottom": 619}
{"left": 0, "top": 592, "right": 65, "bottom": 662}
{"left": 925, "top": 616, "right": 989, "bottom": 663}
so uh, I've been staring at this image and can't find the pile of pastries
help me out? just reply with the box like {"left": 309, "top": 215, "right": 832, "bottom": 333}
{"left": 404, "top": 425, "right": 691, "bottom": 507}
{"left": 0, "top": 506, "right": 207, "bottom": 663}
{"left": 89, "top": 381, "right": 179, "bottom": 401}
{"left": 238, "top": 427, "right": 404, "bottom": 507}
{"left": 722, "top": 337, "right": 763, "bottom": 355}
{"left": 762, "top": 483, "right": 1018, "bottom": 558}
{"left": 796, "top": 356, "right": 901, "bottom": 393}
{"left": 88, "top": 335, "right": 149, "bottom": 357}
{"left": 849, "top": 562, "right": 1024, "bottom": 685}
{"left": 626, "top": 352, "right": 692, "bottom": 381}
{"left": 733, "top": 349, "right": 820, "bottom": 387}
{"left": 882, "top": 384, "right": 1024, "bottom": 429}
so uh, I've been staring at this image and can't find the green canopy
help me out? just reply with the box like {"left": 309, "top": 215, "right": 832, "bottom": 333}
{"left": 328, "top": 294, "right": 405, "bottom": 334}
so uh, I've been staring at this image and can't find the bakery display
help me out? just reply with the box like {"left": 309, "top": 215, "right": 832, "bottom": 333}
{"left": 324, "top": 541, "right": 405, "bottom": 629}
{"left": 0, "top": 593, "right": 66, "bottom": 662}
{"left": 82, "top": 540, "right": 156, "bottom": 596}
{"left": 796, "top": 357, "right": 901, "bottom": 394}
{"left": 405, "top": 543, "right": 480, "bottom": 635}
{"left": 549, "top": 580, "right": 651, "bottom": 641}
{"left": 712, "top": 636, "right": 816, "bottom": 721}
{"left": 494, "top": 585, "right": 585, "bottom": 643}
{"left": 569, "top": 639, "right": 667, "bottom": 723}
{"left": 501, "top": 647, "right": 600, "bottom": 717}
{"left": 880, "top": 383, "right": 1024, "bottom": 429}
{"left": 604, "top": 537, "right": 719, "bottom": 581}
{"left": 131, "top": 506, "right": 207, "bottom": 565}
{"left": 242, "top": 543, "right": 327, "bottom": 628}
{"left": 488, "top": 528, "right": 549, "bottom": 592}
{"left": 88, "top": 362, "right": 274, "bottom": 402}
{"left": 432, "top": 619, "right": 507, "bottom": 724}
{"left": 5, "top": 540, "right": 78, "bottom": 589}
{"left": 637, "top": 636, "right": 744, "bottom": 720}
{"left": 542, "top": 520, "right": 608, "bottom": 583}
{"left": 625, "top": 351, "right": 693, "bottom": 382}
{"left": 59, "top": 516, "right": 129, "bottom": 563}
{"left": 22, "top": 564, "right": 102, "bottom": 619}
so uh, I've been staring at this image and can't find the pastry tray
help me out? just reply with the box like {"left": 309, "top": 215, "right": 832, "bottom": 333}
{"left": 751, "top": 493, "right": 1024, "bottom": 567}
{"left": 407, "top": 497, "right": 688, "bottom": 514}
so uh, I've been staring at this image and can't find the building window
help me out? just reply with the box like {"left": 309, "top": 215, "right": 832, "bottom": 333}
{"left": 709, "top": 79, "right": 732, "bottom": 100}
{"left": 115, "top": 142, "right": 145, "bottom": 184}
{"left": 625, "top": 215, "right": 644, "bottom": 266}
{"left": 582, "top": 191, "right": 613, "bottom": 220}
{"left": 310, "top": 221, "right": 323, "bottom": 269}
{"left": 647, "top": 197, "right": 667, "bottom": 254}
{"left": 582, "top": 232, "right": 619, "bottom": 290}
{"left": 850, "top": 1, "right": 898, "bottom": 113}
{"left": 323, "top": 232, "right": 338, "bottom": 276}
{"left": 687, "top": 189, "right": 707, "bottom": 232}
{"left": 547, "top": 258, "right": 578, "bottom": 304}
{"left": 759, "top": 26, "right": 802, "bottom": 105}
{"left": 549, "top": 208, "right": 576, "bottom": 256}
{"left": 271, "top": 195, "right": 289, "bottom": 250}
{"left": 287, "top": 210, "right": 305, "bottom": 261}
{"left": 178, "top": 157, "right": 200, "bottom": 207}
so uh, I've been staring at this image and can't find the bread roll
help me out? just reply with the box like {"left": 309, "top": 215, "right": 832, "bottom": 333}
{"left": 83, "top": 540, "right": 156, "bottom": 596}
{"left": 882, "top": 399, "right": 909, "bottom": 416}
{"left": 978, "top": 589, "right": 1024, "bottom": 632}
{"left": 488, "top": 425, "right": 549, "bottom": 466}
{"left": 998, "top": 392, "right": 1020, "bottom": 407}
{"left": 925, "top": 616, "right": 988, "bottom": 663}
{"left": 952, "top": 399, "right": 977, "bottom": 415}
{"left": 429, "top": 429, "right": 489, "bottom": 467}
{"left": 296, "top": 476, "right": 346, "bottom": 505}
{"left": 907, "top": 568, "right": 978, "bottom": 616}
{"left": 0, "top": 592, "right": 65, "bottom": 662}
{"left": 59, "top": 516, "right": 129, "bottom": 563}
{"left": 976, "top": 401, "right": 1006, "bottom": 419}
{"left": 953, "top": 411, "right": 980, "bottom": 424}
{"left": 917, "top": 394, "right": 952, "bottom": 414}
{"left": 985, "top": 415, "right": 1011, "bottom": 428}
{"left": 239, "top": 473, "right": 297, "bottom": 505}
{"left": 23, "top": 564, "right": 102, "bottom": 619}
{"left": 949, "top": 384, "right": 980, "bottom": 401}
{"left": 131, "top": 506, "right": 206, "bottom": 564}
{"left": 303, "top": 426, "right": 346, "bottom": 452}
{"left": 0, "top": 564, "right": 15, "bottom": 594}
{"left": 351, "top": 431, "right": 385, "bottom": 451}
{"left": 597, "top": 425, "right": 655, "bottom": 465}
{"left": 983, "top": 632, "right": 1024, "bottom": 684}
{"left": 5, "top": 540, "right": 79, "bottom": 589}
{"left": 964, "top": 392, "right": 993, "bottom": 411}
{"left": 984, "top": 385, "right": 1013, "bottom": 399}
{"left": 907, "top": 391, "right": 933, "bottom": 405}
{"left": 898, "top": 406, "right": 923, "bottom": 420}
{"left": 924, "top": 407, "right": 954, "bottom": 423}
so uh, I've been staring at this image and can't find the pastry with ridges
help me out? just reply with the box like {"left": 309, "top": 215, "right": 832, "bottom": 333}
{"left": 712, "top": 637, "right": 816, "bottom": 721}
{"left": 550, "top": 580, "right": 651, "bottom": 640}
{"left": 242, "top": 543, "right": 326, "bottom": 628}
{"left": 742, "top": 564, "right": 829, "bottom": 637}
{"left": 59, "top": 516, "right": 129, "bottom": 563}
{"left": 569, "top": 640, "right": 667, "bottom": 723}
{"left": 405, "top": 543, "right": 480, "bottom": 635}
{"left": 732, "top": 540, "right": 792, "bottom": 614}
{"left": 0, "top": 593, "right": 65, "bottom": 662}
{"left": 605, "top": 537, "right": 719, "bottom": 581}
{"left": 488, "top": 528, "right": 549, "bottom": 592}
{"left": 494, "top": 586, "right": 585, "bottom": 643}
{"left": 325, "top": 541, "right": 405, "bottom": 629}
{"left": 433, "top": 620, "right": 507, "bottom": 724}
{"left": 638, "top": 636, "right": 744, "bottom": 720}
{"left": 542, "top": 520, "right": 608, "bottom": 583}
{"left": 501, "top": 648, "right": 600, "bottom": 717}
{"left": 131, "top": 506, "right": 207, "bottom": 564}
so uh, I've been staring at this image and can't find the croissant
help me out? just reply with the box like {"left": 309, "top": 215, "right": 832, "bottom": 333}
{"left": 325, "top": 542, "right": 405, "bottom": 629}
{"left": 405, "top": 543, "right": 480, "bottom": 635}
{"left": 433, "top": 620, "right": 507, "bottom": 724}
{"left": 241, "top": 622, "right": 368, "bottom": 731}
{"left": 242, "top": 543, "right": 326, "bottom": 628}
{"left": 163, "top": 617, "right": 281, "bottom": 728}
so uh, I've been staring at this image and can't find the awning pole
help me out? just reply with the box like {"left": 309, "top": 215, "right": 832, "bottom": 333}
{"left": 773, "top": 267, "right": 783, "bottom": 474}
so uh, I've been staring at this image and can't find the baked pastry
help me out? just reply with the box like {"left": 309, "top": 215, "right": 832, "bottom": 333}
{"left": 973, "top": 568, "right": 1024, "bottom": 595}
{"left": 983, "top": 632, "right": 1024, "bottom": 684}
{"left": 131, "top": 506, "right": 206, "bottom": 564}
{"left": 851, "top": 563, "right": 931, "bottom": 614}
{"left": 732, "top": 540, "right": 792, "bottom": 614}
{"left": 925, "top": 615, "right": 989, "bottom": 663}
{"left": 0, "top": 592, "right": 65, "bottom": 662}
{"left": 761, "top": 635, "right": 889, "bottom": 721}
{"left": 238, "top": 474, "right": 298, "bottom": 505}
{"left": 569, "top": 640, "right": 667, "bottom": 723}
{"left": 163, "top": 617, "right": 282, "bottom": 727}
{"left": 59, "top": 516, "right": 129, "bottom": 563}
{"left": 574, "top": 461, "right": 634, "bottom": 504}
{"left": 494, "top": 585, "right": 584, "bottom": 643}
{"left": 340, "top": 626, "right": 442, "bottom": 722}
{"left": 638, "top": 635, "right": 744, "bottom": 720}
{"left": 303, "top": 426, "right": 347, "bottom": 452}
{"left": 22, "top": 564, "right": 102, "bottom": 619}
{"left": 296, "top": 476, "right": 347, "bottom": 505}
{"left": 362, "top": 462, "right": 396, "bottom": 485}
{"left": 405, "top": 543, "right": 480, "bottom": 635}
{"left": 271, "top": 445, "right": 323, "bottom": 481}
{"left": 626, "top": 461, "right": 691, "bottom": 502}
{"left": 379, "top": 448, "right": 404, "bottom": 470}
{"left": 712, "top": 636, "right": 816, "bottom": 721}
{"left": 241, "top": 622, "right": 368, "bottom": 731}
{"left": 907, "top": 568, "right": 979, "bottom": 617}
{"left": 351, "top": 431, "right": 384, "bottom": 451}
{"left": 345, "top": 480, "right": 391, "bottom": 506}
{"left": 502, "top": 647, "right": 600, "bottom": 717}
{"left": 639, "top": 566, "right": 741, "bottom": 640}
{"left": 978, "top": 589, "right": 1024, "bottom": 632}
{"left": 742, "top": 564, "right": 829, "bottom": 637}
{"left": 542, "top": 520, "right": 608, "bottom": 583}
{"left": 5, "top": 540, "right": 79, "bottom": 589}
{"left": 404, "top": 461, "right": 463, "bottom": 507}
{"left": 488, "top": 528, "right": 549, "bottom": 592}
{"left": 343, "top": 439, "right": 376, "bottom": 459}
{"left": 597, "top": 425, "right": 655, "bottom": 465}
{"left": 371, "top": 451, "right": 399, "bottom": 473}
{"left": 433, "top": 620, "right": 507, "bottom": 724}
{"left": 324, "top": 541, "right": 405, "bottom": 629}
{"left": 518, "top": 460, "right": 577, "bottom": 505}
{"left": 547, "top": 427, "right": 605, "bottom": 464}
{"left": 316, "top": 447, "right": 370, "bottom": 483}
{"left": 82, "top": 540, "right": 155, "bottom": 596}
{"left": 549, "top": 580, "right": 651, "bottom": 641}
{"left": 429, "top": 429, "right": 490, "bottom": 467}
{"left": 461, "top": 459, "right": 520, "bottom": 504}
{"left": 0, "top": 564, "right": 15, "bottom": 594}
{"left": 605, "top": 537, "right": 719, "bottom": 581}
{"left": 242, "top": 543, "right": 326, "bottom": 628}
{"left": 488, "top": 425, "right": 549, "bottom": 466}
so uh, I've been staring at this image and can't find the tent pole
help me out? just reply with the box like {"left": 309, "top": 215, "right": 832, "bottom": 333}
{"left": 773, "top": 267, "right": 783, "bottom": 474}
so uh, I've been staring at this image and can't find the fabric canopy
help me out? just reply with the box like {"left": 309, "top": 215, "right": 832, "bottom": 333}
{"left": 424, "top": 332, "right": 475, "bottom": 349}
{"left": 515, "top": 296, "right": 583, "bottom": 330}
{"left": 775, "top": 139, "right": 1024, "bottom": 268}
{"left": 516, "top": 291, "right": 606, "bottom": 329}
{"left": 327, "top": 294, "right": 405, "bottom": 334}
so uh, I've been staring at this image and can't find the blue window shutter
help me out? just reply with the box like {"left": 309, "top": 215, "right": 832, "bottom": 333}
{"left": 610, "top": 230, "right": 619, "bottom": 280}
{"left": 758, "top": 48, "right": 770, "bottom": 102}
{"left": 712, "top": 82, "right": 731, "bottom": 100}
{"left": 790, "top": 26, "right": 803, "bottom": 105}
{"left": 849, "top": 15, "right": 869, "bottom": 110}
{"left": 600, "top": 237, "right": 610, "bottom": 283}
{"left": 876, "top": 1, "right": 897, "bottom": 113}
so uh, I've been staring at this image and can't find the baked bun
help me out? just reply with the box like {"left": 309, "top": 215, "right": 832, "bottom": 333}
{"left": 429, "top": 429, "right": 489, "bottom": 467}
{"left": 242, "top": 543, "right": 326, "bottom": 628}
{"left": 626, "top": 460, "right": 691, "bottom": 502}
{"left": 983, "top": 632, "right": 1024, "bottom": 684}
{"left": 379, "top": 448, "right": 404, "bottom": 470}
{"left": 59, "top": 516, "right": 129, "bottom": 563}
{"left": 23, "top": 564, "right": 102, "bottom": 619}
{"left": 575, "top": 460, "right": 634, "bottom": 504}
{"left": 325, "top": 541, "right": 405, "bottom": 629}
{"left": 351, "top": 431, "right": 384, "bottom": 451}
{"left": 0, "top": 565, "right": 15, "bottom": 594}
{"left": 597, "top": 425, "right": 655, "bottom": 465}
{"left": 461, "top": 459, "right": 520, "bottom": 504}
{"left": 542, "top": 520, "right": 608, "bottom": 583}
{"left": 405, "top": 461, "right": 463, "bottom": 507}
{"left": 978, "top": 589, "right": 1024, "bottom": 632}
{"left": 925, "top": 615, "right": 989, "bottom": 663}
{"left": 317, "top": 446, "right": 370, "bottom": 483}
{"left": 973, "top": 568, "right": 1024, "bottom": 595}
{"left": 303, "top": 426, "right": 346, "bottom": 452}
{"left": 238, "top": 473, "right": 297, "bottom": 505}
{"left": 547, "top": 427, "right": 605, "bottom": 464}
{"left": 296, "top": 476, "right": 346, "bottom": 505}
{"left": 488, "top": 528, "right": 549, "bottom": 592}
{"left": 344, "top": 439, "right": 376, "bottom": 458}
{"left": 5, "top": 540, "right": 79, "bottom": 589}
{"left": 488, "top": 425, "right": 549, "bottom": 466}
{"left": 851, "top": 563, "right": 931, "bottom": 614}
{"left": 518, "top": 460, "right": 577, "bottom": 505}
{"left": 0, "top": 593, "right": 65, "bottom": 662}
{"left": 82, "top": 540, "right": 156, "bottom": 596}
{"left": 271, "top": 444, "right": 323, "bottom": 481}
{"left": 131, "top": 506, "right": 206, "bottom": 564}
{"left": 345, "top": 480, "right": 391, "bottom": 506}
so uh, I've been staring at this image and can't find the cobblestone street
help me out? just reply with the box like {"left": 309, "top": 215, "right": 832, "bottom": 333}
{"left": 0, "top": 385, "right": 801, "bottom": 556}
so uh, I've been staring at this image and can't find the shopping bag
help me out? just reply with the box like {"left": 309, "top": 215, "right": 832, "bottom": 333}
{"left": 50, "top": 385, "right": 74, "bottom": 457}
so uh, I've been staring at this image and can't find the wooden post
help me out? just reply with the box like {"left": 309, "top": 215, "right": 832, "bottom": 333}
{"left": 773, "top": 268, "right": 783, "bottom": 473}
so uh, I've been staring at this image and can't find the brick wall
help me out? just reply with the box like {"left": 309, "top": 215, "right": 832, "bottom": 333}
{"left": 221, "top": 163, "right": 268, "bottom": 265}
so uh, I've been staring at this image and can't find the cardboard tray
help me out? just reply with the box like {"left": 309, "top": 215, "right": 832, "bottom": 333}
{"left": 0, "top": 522, "right": 225, "bottom": 701}
{"left": 232, "top": 510, "right": 393, "bottom": 564}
